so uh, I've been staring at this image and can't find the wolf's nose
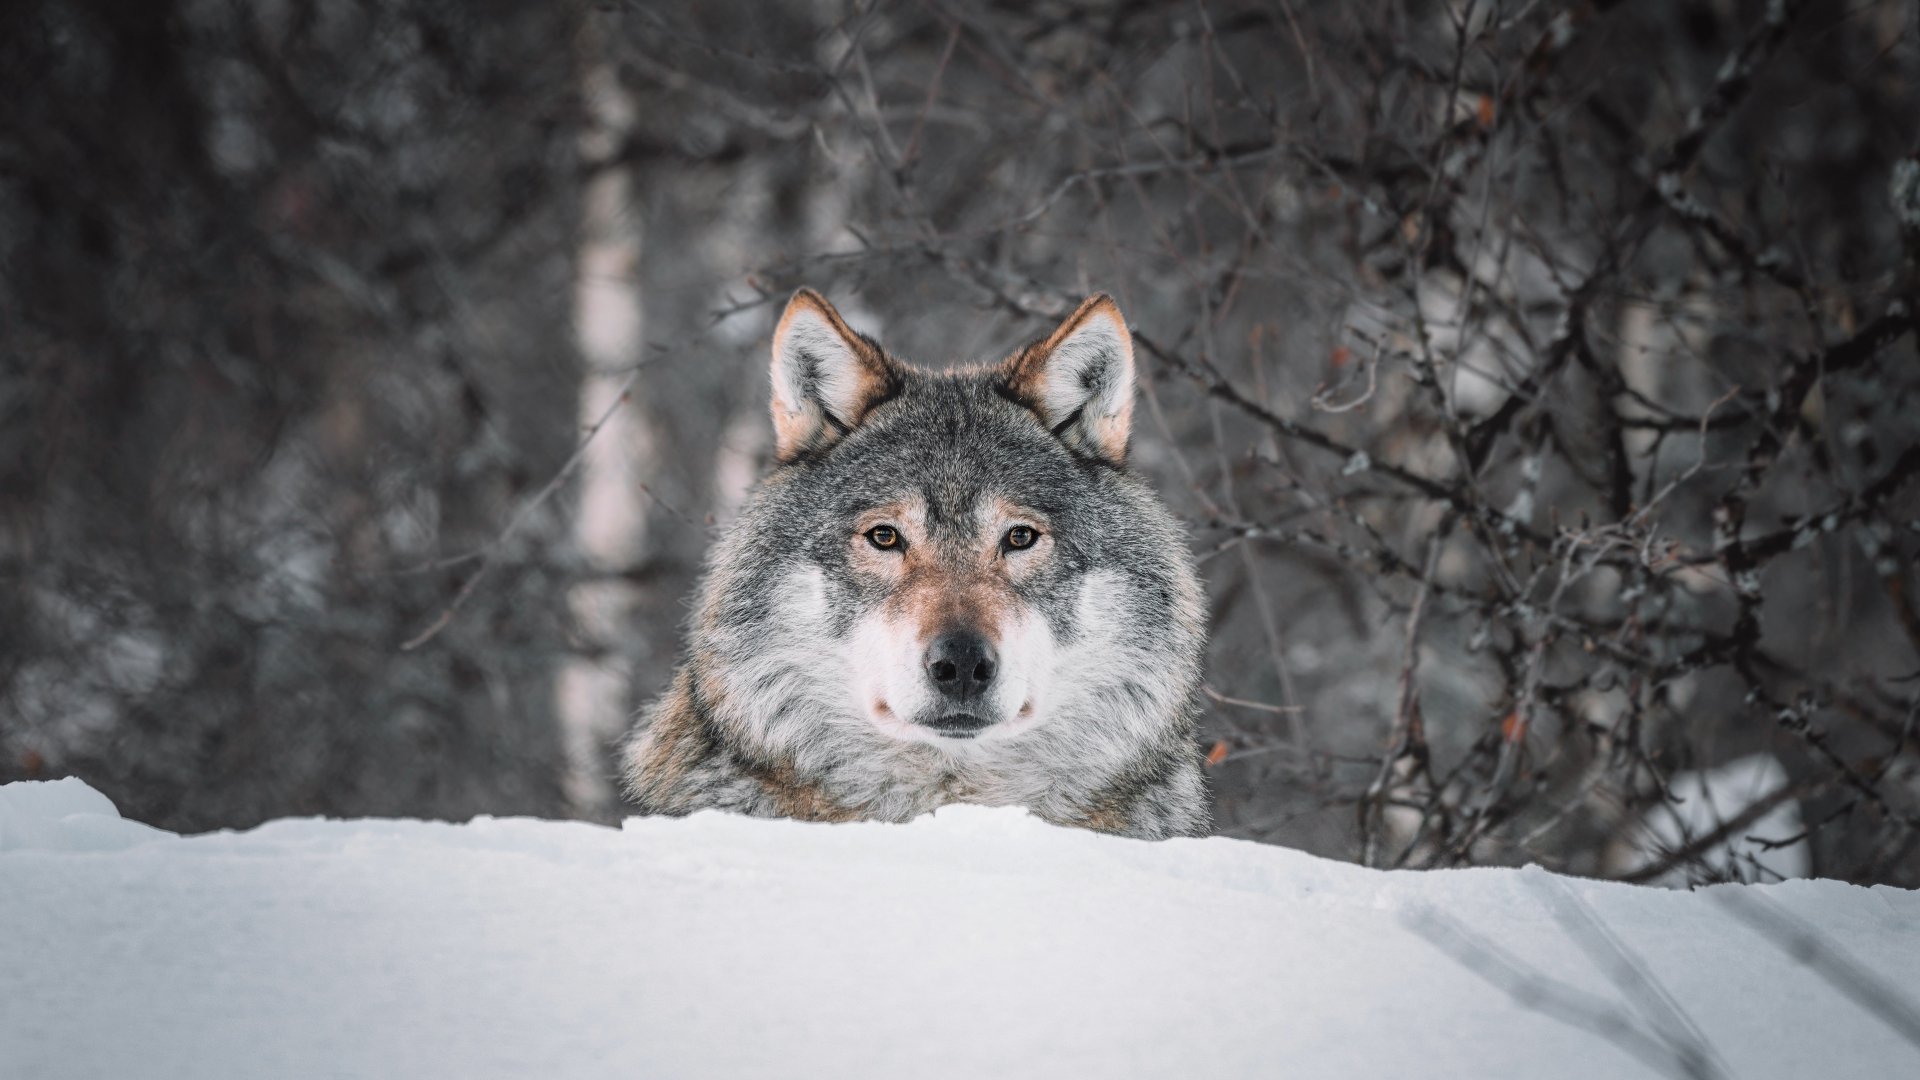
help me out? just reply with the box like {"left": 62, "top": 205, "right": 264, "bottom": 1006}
{"left": 925, "top": 631, "right": 998, "bottom": 701}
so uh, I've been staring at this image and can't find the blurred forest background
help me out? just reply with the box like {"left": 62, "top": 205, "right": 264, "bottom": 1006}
{"left": 3, "top": 0, "right": 1918, "bottom": 887}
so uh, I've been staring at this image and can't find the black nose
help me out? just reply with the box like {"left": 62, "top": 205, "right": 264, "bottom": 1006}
{"left": 925, "top": 631, "right": 998, "bottom": 701}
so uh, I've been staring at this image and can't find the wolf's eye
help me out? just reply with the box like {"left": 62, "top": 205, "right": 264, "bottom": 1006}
{"left": 865, "top": 525, "right": 903, "bottom": 550}
{"left": 1004, "top": 525, "right": 1039, "bottom": 551}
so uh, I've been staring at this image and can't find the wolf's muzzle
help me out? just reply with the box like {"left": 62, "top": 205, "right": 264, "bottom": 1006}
{"left": 925, "top": 630, "right": 998, "bottom": 703}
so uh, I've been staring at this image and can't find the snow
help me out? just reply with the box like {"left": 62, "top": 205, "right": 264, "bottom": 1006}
{"left": 0, "top": 776, "right": 172, "bottom": 852}
{"left": 4, "top": 780, "right": 1917, "bottom": 1080}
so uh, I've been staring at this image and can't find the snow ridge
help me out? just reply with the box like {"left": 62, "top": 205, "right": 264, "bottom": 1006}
{"left": 4, "top": 779, "right": 1916, "bottom": 1079}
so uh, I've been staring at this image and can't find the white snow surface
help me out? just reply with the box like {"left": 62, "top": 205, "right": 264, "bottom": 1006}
{"left": 4, "top": 778, "right": 1917, "bottom": 1080}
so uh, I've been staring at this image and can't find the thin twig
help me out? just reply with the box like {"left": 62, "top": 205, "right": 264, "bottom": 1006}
{"left": 400, "top": 368, "right": 641, "bottom": 652}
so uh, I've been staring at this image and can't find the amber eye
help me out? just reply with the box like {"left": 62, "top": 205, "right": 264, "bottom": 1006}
{"left": 1004, "top": 525, "right": 1039, "bottom": 551}
{"left": 865, "top": 525, "right": 903, "bottom": 550}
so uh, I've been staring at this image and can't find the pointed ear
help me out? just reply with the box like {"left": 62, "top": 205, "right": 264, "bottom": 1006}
{"left": 769, "top": 289, "right": 902, "bottom": 461}
{"left": 998, "top": 294, "right": 1136, "bottom": 465}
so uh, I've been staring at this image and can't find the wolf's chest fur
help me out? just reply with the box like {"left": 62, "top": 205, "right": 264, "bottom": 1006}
{"left": 622, "top": 291, "right": 1210, "bottom": 840}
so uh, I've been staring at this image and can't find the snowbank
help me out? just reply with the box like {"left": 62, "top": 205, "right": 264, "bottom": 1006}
{"left": 3, "top": 779, "right": 1916, "bottom": 1080}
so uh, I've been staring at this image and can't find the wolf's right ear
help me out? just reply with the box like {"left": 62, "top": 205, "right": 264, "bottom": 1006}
{"left": 768, "top": 289, "right": 902, "bottom": 462}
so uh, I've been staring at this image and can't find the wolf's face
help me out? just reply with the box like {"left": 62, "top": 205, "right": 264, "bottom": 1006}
{"left": 690, "top": 290, "right": 1203, "bottom": 786}
{"left": 839, "top": 488, "right": 1050, "bottom": 741}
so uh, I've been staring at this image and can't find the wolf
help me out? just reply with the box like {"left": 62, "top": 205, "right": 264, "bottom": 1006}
{"left": 621, "top": 289, "right": 1210, "bottom": 839}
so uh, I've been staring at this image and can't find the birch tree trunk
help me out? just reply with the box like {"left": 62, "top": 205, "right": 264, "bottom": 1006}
{"left": 559, "top": 17, "right": 654, "bottom": 818}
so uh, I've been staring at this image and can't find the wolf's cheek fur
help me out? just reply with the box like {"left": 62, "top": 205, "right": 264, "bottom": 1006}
{"left": 707, "top": 564, "right": 862, "bottom": 756}
{"left": 1046, "top": 570, "right": 1200, "bottom": 748}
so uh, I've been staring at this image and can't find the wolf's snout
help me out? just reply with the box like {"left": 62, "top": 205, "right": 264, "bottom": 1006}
{"left": 925, "top": 631, "right": 998, "bottom": 701}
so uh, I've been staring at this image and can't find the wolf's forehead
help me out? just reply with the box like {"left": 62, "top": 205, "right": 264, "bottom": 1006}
{"left": 860, "top": 487, "right": 1034, "bottom": 535}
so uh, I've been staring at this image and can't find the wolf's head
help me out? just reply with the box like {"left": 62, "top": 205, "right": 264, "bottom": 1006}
{"left": 685, "top": 290, "right": 1205, "bottom": 800}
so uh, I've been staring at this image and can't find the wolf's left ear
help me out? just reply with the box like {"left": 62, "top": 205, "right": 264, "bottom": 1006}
{"left": 998, "top": 294, "right": 1136, "bottom": 465}
{"left": 769, "top": 289, "right": 903, "bottom": 462}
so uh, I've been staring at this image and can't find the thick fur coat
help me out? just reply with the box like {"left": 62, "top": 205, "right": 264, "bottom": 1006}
{"left": 622, "top": 290, "right": 1210, "bottom": 839}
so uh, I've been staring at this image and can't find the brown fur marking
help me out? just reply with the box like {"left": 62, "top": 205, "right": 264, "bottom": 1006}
{"left": 628, "top": 672, "right": 712, "bottom": 814}
{"left": 758, "top": 762, "right": 865, "bottom": 823}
